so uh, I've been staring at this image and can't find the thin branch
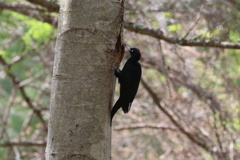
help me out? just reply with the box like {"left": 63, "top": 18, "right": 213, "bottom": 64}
{"left": 0, "top": 141, "right": 46, "bottom": 147}
{"left": 171, "top": 70, "right": 221, "bottom": 112}
{"left": 9, "top": 52, "right": 31, "bottom": 66}
{"left": 1, "top": 2, "right": 240, "bottom": 50}
{"left": 0, "top": 55, "right": 48, "bottom": 131}
{"left": 26, "top": 0, "right": 59, "bottom": 12}
{"left": 0, "top": 88, "right": 16, "bottom": 139}
{"left": 0, "top": 2, "right": 56, "bottom": 25}
{"left": 170, "top": 69, "right": 229, "bottom": 131}
{"left": 19, "top": 71, "right": 44, "bottom": 87}
{"left": 227, "top": 0, "right": 240, "bottom": 11}
{"left": 18, "top": 111, "right": 33, "bottom": 141}
{"left": 4, "top": 131, "right": 21, "bottom": 159}
{"left": 182, "top": 14, "right": 201, "bottom": 40}
{"left": 141, "top": 77, "right": 213, "bottom": 153}
{"left": 144, "top": 56, "right": 223, "bottom": 114}
{"left": 124, "top": 21, "right": 240, "bottom": 49}
{"left": 0, "top": 2, "right": 46, "bottom": 12}
{"left": 158, "top": 41, "right": 172, "bottom": 97}
{"left": 114, "top": 123, "right": 177, "bottom": 131}
{"left": 159, "top": 149, "right": 172, "bottom": 160}
{"left": 128, "top": 137, "right": 152, "bottom": 160}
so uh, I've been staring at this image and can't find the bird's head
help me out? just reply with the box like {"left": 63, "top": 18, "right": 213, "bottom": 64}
{"left": 124, "top": 44, "right": 141, "bottom": 61}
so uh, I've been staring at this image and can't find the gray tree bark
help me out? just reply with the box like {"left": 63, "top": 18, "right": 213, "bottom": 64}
{"left": 45, "top": 0, "right": 124, "bottom": 159}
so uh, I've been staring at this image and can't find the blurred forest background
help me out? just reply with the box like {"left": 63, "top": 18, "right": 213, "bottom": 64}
{"left": 1, "top": 0, "right": 240, "bottom": 160}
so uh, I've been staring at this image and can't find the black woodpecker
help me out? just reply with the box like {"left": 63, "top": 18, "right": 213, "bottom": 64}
{"left": 111, "top": 44, "right": 142, "bottom": 125}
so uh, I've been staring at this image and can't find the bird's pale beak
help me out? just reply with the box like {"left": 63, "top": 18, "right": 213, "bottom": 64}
{"left": 124, "top": 44, "right": 131, "bottom": 52}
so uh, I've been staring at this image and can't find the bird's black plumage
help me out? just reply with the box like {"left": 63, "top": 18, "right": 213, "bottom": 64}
{"left": 111, "top": 46, "right": 142, "bottom": 125}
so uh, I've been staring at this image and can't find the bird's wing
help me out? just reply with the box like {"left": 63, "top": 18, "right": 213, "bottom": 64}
{"left": 120, "top": 63, "right": 133, "bottom": 86}
{"left": 128, "top": 64, "right": 141, "bottom": 102}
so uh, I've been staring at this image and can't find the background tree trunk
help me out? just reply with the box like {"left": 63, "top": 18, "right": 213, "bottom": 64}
{"left": 45, "top": 1, "right": 124, "bottom": 159}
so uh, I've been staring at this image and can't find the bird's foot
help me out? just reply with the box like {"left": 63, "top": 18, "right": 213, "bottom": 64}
{"left": 114, "top": 67, "right": 121, "bottom": 77}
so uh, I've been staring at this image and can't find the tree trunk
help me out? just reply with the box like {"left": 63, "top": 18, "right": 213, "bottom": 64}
{"left": 45, "top": 0, "right": 124, "bottom": 159}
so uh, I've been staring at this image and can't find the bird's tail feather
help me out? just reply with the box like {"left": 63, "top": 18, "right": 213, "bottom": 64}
{"left": 122, "top": 103, "right": 131, "bottom": 113}
{"left": 111, "top": 99, "right": 121, "bottom": 126}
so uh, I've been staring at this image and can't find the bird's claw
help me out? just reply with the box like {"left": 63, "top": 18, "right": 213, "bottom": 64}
{"left": 114, "top": 66, "right": 120, "bottom": 72}
{"left": 114, "top": 69, "right": 119, "bottom": 77}
{"left": 113, "top": 67, "right": 120, "bottom": 77}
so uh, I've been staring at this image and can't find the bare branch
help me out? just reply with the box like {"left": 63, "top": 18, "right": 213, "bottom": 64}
{"left": 0, "top": 2, "right": 56, "bottom": 25}
{"left": 0, "top": 2, "right": 45, "bottom": 12}
{"left": 143, "top": 56, "right": 224, "bottom": 115}
{"left": 26, "top": 0, "right": 59, "bottom": 12}
{"left": 1, "top": 2, "right": 240, "bottom": 50}
{"left": 0, "top": 141, "right": 46, "bottom": 147}
{"left": 141, "top": 78, "right": 213, "bottom": 153}
{"left": 0, "top": 55, "right": 48, "bottom": 131}
{"left": 182, "top": 14, "right": 201, "bottom": 40}
{"left": 18, "top": 111, "right": 34, "bottom": 141}
{"left": 114, "top": 123, "right": 177, "bottom": 131}
{"left": 0, "top": 88, "right": 16, "bottom": 139}
{"left": 227, "top": 0, "right": 240, "bottom": 10}
{"left": 124, "top": 22, "right": 240, "bottom": 49}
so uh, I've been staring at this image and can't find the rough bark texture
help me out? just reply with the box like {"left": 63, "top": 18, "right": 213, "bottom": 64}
{"left": 45, "top": 0, "right": 124, "bottom": 160}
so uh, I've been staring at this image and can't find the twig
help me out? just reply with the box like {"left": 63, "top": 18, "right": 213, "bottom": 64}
{"left": 128, "top": 138, "right": 152, "bottom": 160}
{"left": 0, "top": 88, "right": 16, "bottom": 139}
{"left": 0, "top": 2, "right": 46, "bottom": 12}
{"left": 0, "top": 55, "right": 48, "bottom": 131}
{"left": 9, "top": 52, "right": 31, "bottom": 66}
{"left": 18, "top": 111, "right": 34, "bottom": 141}
{"left": 159, "top": 149, "right": 172, "bottom": 160}
{"left": 158, "top": 41, "right": 172, "bottom": 98}
{"left": 26, "top": 0, "right": 59, "bottom": 12}
{"left": 141, "top": 77, "right": 212, "bottom": 153}
{"left": 182, "top": 14, "right": 201, "bottom": 40}
{"left": 124, "top": 21, "right": 240, "bottom": 49}
{"left": 3, "top": 130, "right": 21, "bottom": 159}
{"left": 0, "top": 2, "right": 55, "bottom": 25}
{"left": 13, "top": 146, "right": 21, "bottom": 160}
{"left": 0, "top": 141, "right": 46, "bottom": 147}
{"left": 19, "top": 71, "right": 44, "bottom": 87}
{"left": 114, "top": 123, "right": 177, "bottom": 131}
{"left": 1, "top": 2, "right": 240, "bottom": 50}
